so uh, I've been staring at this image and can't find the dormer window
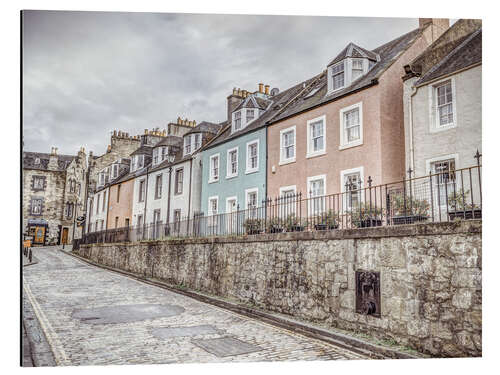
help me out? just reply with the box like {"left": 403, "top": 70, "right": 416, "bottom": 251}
{"left": 184, "top": 135, "right": 192, "bottom": 155}
{"left": 246, "top": 109, "right": 255, "bottom": 123}
{"left": 233, "top": 111, "right": 242, "bottom": 131}
{"left": 183, "top": 134, "right": 202, "bottom": 156}
{"left": 352, "top": 59, "right": 364, "bottom": 81}
{"left": 161, "top": 146, "right": 167, "bottom": 160}
{"left": 331, "top": 61, "right": 345, "bottom": 91}
{"left": 194, "top": 134, "right": 201, "bottom": 151}
{"left": 34, "top": 157, "right": 40, "bottom": 165}
{"left": 131, "top": 154, "right": 144, "bottom": 172}
{"left": 111, "top": 164, "right": 119, "bottom": 179}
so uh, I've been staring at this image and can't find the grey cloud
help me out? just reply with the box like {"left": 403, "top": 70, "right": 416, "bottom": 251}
{"left": 22, "top": 10, "right": 418, "bottom": 156}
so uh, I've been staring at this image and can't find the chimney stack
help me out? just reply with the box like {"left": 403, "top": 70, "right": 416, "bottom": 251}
{"left": 265, "top": 85, "right": 270, "bottom": 95}
{"left": 258, "top": 83, "right": 264, "bottom": 93}
{"left": 48, "top": 147, "right": 59, "bottom": 170}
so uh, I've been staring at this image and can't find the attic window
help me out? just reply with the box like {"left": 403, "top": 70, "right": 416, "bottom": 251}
{"left": 352, "top": 59, "right": 364, "bottom": 81}
{"left": 234, "top": 111, "right": 242, "bottom": 131}
{"left": 331, "top": 62, "right": 345, "bottom": 91}
{"left": 34, "top": 158, "right": 40, "bottom": 165}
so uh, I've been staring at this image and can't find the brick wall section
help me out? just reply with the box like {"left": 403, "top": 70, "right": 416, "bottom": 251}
{"left": 76, "top": 220, "right": 481, "bottom": 357}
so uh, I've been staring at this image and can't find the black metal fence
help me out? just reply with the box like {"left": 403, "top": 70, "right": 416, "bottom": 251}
{"left": 80, "top": 163, "right": 482, "bottom": 245}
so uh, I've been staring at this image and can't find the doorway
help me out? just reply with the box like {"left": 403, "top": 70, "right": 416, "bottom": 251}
{"left": 61, "top": 227, "right": 69, "bottom": 245}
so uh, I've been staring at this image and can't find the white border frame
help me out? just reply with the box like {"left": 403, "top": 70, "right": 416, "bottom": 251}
{"left": 339, "top": 101, "right": 363, "bottom": 150}
{"left": 306, "top": 115, "right": 327, "bottom": 158}
{"left": 244, "top": 187, "right": 259, "bottom": 210}
{"left": 428, "top": 76, "right": 458, "bottom": 133}
{"left": 225, "top": 196, "right": 238, "bottom": 213}
{"left": 306, "top": 174, "right": 327, "bottom": 197}
{"left": 425, "top": 153, "right": 460, "bottom": 174}
{"left": 279, "top": 185, "right": 297, "bottom": 196}
{"left": 327, "top": 60, "right": 346, "bottom": 95}
{"left": 279, "top": 125, "right": 296, "bottom": 165}
{"left": 208, "top": 153, "right": 220, "bottom": 183}
{"left": 208, "top": 195, "right": 219, "bottom": 216}
{"left": 245, "top": 139, "right": 260, "bottom": 174}
{"left": 173, "top": 166, "right": 184, "bottom": 196}
{"left": 226, "top": 146, "right": 239, "bottom": 179}
{"left": 340, "top": 166, "right": 365, "bottom": 210}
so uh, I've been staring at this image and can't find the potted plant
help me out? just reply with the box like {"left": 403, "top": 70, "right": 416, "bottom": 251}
{"left": 313, "top": 210, "right": 340, "bottom": 230}
{"left": 266, "top": 217, "right": 284, "bottom": 234}
{"left": 243, "top": 218, "right": 263, "bottom": 235}
{"left": 284, "top": 214, "right": 305, "bottom": 232}
{"left": 447, "top": 189, "right": 482, "bottom": 220}
{"left": 390, "top": 194, "right": 429, "bottom": 225}
{"left": 349, "top": 202, "right": 383, "bottom": 228}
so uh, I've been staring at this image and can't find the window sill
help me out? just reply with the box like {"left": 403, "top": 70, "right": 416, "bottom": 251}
{"left": 430, "top": 123, "right": 457, "bottom": 133}
{"left": 208, "top": 178, "right": 219, "bottom": 184}
{"left": 226, "top": 174, "right": 238, "bottom": 180}
{"left": 339, "top": 141, "right": 363, "bottom": 151}
{"left": 245, "top": 168, "right": 258, "bottom": 175}
{"left": 306, "top": 150, "right": 326, "bottom": 159}
{"left": 279, "top": 158, "right": 296, "bottom": 166}
{"left": 326, "top": 86, "right": 345, "bottom": 96}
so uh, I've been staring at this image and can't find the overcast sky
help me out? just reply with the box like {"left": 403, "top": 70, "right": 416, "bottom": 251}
{"left": 22, "top": 11, "right": 419, "bottom": 156}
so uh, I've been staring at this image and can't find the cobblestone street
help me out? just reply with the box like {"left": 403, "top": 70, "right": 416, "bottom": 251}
{"left": 23, "top": 246, "right": 368, "bottom": 366}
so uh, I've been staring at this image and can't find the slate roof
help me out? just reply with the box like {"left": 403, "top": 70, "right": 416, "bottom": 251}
{"left": 184, "top": 121, "right": 223, "bottom": 136}
{"left": 154, "top": 135, "right": 183, "bottom": 148}
{"left": 23, "top": 151, "right": 76, "bottom": 171}
{"left": 130, "top": 145, "right": 153, "bottom": 156}
{"left": 269, "top": 27, "right": 423, "bottom": 124}
{"left": 415, "top": 28, "right": 482, "bottom": 86}
{"left": 328, "top": 42, "right": 379, "bottom": 66}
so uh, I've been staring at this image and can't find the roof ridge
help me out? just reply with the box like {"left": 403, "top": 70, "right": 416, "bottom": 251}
{"left": 417, "top": 28, "right": 481, "bottom": 84}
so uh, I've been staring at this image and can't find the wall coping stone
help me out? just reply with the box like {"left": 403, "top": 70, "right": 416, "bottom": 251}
{"left": 82, "top": 220, "right": 481, "bottom": 248}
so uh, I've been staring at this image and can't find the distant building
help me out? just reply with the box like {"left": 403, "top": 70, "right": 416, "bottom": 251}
{"left": 23, "top": 146, "right": 87, "bottom": 245}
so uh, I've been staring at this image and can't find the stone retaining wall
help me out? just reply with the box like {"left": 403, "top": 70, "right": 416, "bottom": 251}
{"left": 76, "top": 220, "right": 482, "bottom": 357}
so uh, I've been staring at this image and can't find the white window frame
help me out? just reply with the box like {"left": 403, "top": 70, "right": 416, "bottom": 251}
{"left": 208, "top": 196, "right": 219, "bottom": 216}
{"left": 174, "top": 167, "right": 184, "bottom": 195}
{"left": 426, "top": 154, "right": 459, "bottom": 208}
{"left": 246, "top": 108, "right": 255, "bottom": 124}
{"left": 226, "top": 146, "right": 239, "bottom": 179}
{"left": 339, "top": 102, "right": 363, "bottom": 150}
{"left": 184, "top": 135, "right": 192, "bottom": 156}
{"left": 244, "top": 188, "right": 259, "bottom": 210}
{"left": 351, "top": 58, "right": 365, "bottom": 82}
{"left": 232, "top": 110, "right": 242, "bottom": 132}
{"left": 245, "top": 139, "right": 259, "bottom": 174}
{"left": 428, "top": 77, "right": 457, "bottom": 133}
{"left": 209, "top": 153, "right": 220, "bottom": 183}
{"left": 329, "top": 61, "right": 346, "bottom": 93}
{"left": 307, "top": 174, "right": 327, "bottom": 215}
{"left": 340, "top": 166, "right": 365, "bottom": 211}
{"left": 306, "top": 115, "right": 326, "bottom": 158}
{"left": 279, "top": 185, "right": 297, "bottom": 197}
{"left": 279, "top": 125, "right": 296, "bottom": 165}
{"left": 226, "top": 196, "right": 238, "bottom": 213}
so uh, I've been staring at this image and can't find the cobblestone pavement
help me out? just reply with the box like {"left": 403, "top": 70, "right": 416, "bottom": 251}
{"left": 23, "top": 246, "right": 368, "bottom": 366}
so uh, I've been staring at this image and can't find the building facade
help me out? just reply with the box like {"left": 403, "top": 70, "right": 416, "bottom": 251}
{"left": 23, "top": 146, "right": 87, "bottom": 245}
{"left": 265, "top": 19, "right": 449, "bottom": 210}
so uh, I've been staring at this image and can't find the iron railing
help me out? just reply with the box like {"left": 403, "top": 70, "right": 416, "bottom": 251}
{"left": 80, "top": 163, "right": 482, "bottom": 245}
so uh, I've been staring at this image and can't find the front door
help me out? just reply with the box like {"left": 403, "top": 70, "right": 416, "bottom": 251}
{"left": 61, "top": 227, "right": 69, "bottom": 245}
{"left": 33, "top": 226, "right": 45, "bottom": 244}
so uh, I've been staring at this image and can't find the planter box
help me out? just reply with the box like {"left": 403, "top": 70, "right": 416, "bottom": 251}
{"left": 448, "top": 209, "right": 482, "bottom": 220}
{"left": 314, "top": 224, "right": 339, "bottom": 231}
{"left": 287, "top": 225, "right": 304, "bottom": 232}
{"left": 355, "top": 218, "right": 382, "bottom": 228}
{"left": 268, "top": 226, "right": 284, "bottom": 234}
{"left": 391, "top": 215, "right": 428, "bottom": 225}
{"left": 246, "top": 229, "right": 262, "bottom": 235}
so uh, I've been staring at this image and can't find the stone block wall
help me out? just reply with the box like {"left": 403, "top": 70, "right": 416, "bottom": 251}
{"left": 76, "top": 220, "right": 481, "bottom": 357}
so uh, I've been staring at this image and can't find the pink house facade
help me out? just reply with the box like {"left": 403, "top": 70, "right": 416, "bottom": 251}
{"left": 266, "top": 19, "right": 449, "bottom": 206}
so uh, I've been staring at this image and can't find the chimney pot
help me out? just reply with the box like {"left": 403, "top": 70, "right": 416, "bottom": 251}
{"left": 144, "top": 129, "right": 148, "bottom": 134}
{"left": 258, "top": 83, "right": 264, "bottom": 93}
{"left": 265, "top": 85, "right": 270, "bottom": 95}
{"left": 193, "top": 120, "right": 196, "bottom": 126}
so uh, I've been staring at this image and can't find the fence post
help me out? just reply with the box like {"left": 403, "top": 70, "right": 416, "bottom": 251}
{"left": 429, "top": 171, "right": 434, "bottom": 222}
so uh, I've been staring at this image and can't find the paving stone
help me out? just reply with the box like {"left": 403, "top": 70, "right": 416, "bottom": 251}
{"left": 22, "top": 246, "right": 367, "bottom": 365}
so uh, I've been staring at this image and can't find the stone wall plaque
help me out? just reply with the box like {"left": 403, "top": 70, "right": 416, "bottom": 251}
{"left": 355, "top": 270, "right": 381, "bottom": 318}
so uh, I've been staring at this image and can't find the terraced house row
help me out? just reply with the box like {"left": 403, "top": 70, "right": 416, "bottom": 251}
{"left": 27, "top": 17, "right": 479, "bottom": 243}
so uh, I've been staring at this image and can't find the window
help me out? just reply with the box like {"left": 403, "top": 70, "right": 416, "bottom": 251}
{"left": 34, "top": 157, "right": 40, "bottom": 165}
{"left": 341, "top": 167, "right": 364, "bottom": 211}
{"left": 245, "top": 188, "right": 258, "bottom": 219}
{"left": 102, "top": 191, "right": 107, "bottom": 212}
{"left": 161, "top": 146, "right": 167, "bottom": 161}
{"left": 174, "top": 168, "right": 184, "bottom": 194}
{"left": 31, "top": 198, "right": 43, "bottom": 215}
{"left": 194, "top": 134, "right": 201, "bottom": 151}
{"left": 173, "top": 210, "right": 181, "bottom": 232}
{"left": 137, "top": 215, "right": 143, "bottom": 228}
{"left": 78, "top": 183, "right": 81, "bottom": 195}
{"left": 209, "top": 154, "right": 219, "bottom": 182}
{"left": 100, "top": 220, "right": 104, "bottom": 231}
{"left": 352, "top": 59, "right": 364, "bottom": 81}
{"left": 432, "top": 159, "right": 456, "bottom": 205}
{"left": 280, "top": 126, "right": 296, "bottom": 164}
{"left": 115, "top": 216, "right": 119, "bottom": 229}
{"left": 32, "top": 176, "right": 45, "bottom": 191}
{"left": 436, "top": 81, "right": 454, "bottom": 127}
{"left": 246, "top": 140, "right": 259, "bottom": 173}
{"left": 155, "top": 174, "right": 162, "bottom": 199}
{"left": 246, "top": 109, "right": 255, "bottom": 123}
{"left": 96, "top": 194, "right": 100, "bottom": 215}
{"left": 138, "top": 180, "right": 145, "bottom": 202}
{"left": 307, "top": 116, "right": 326, "bottom": 157}
{"left": 233, "top": 111, "right": 242, "bottom": 131}
{"left": 112, "top": 164, "right": 119, "bottom": 178}
{"left": 208, "top": 197, "right": 218, "bottom": 216}
{"left": 117, "top": 184, "right": 121, "bottom": 203}
{"left": 184, "top": 135, "right": 192, "bottom": 155}
{"left": 227, "top": 147, "right": 238, "bottom": 178}
{"left": 153, "top": 148, "right": 159, "bottom": 165}
{"left": 340, "top": 102, "right": 363, "bottom": 149}
{"left": 308, "top": 175, "right": 326, "bottom": 215}
{"left": 279, "top": 185, "right": 297, "bottom": 215}
{"left": 65, "top": 202, "right": 74, "bottom": 218}
{"left": 331, "top": 61, "right": 345, "bottom": 91}
{"left": 132, "top": 155, "right": 144, "bottom": 171}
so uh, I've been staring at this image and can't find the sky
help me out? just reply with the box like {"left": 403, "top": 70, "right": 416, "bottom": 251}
{"left": 22, "top": 11, "right": 419, "bottom": 156}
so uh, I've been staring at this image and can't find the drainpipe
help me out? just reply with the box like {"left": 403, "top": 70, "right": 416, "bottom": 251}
{"left": 408, "top": 85, "right": 418, "bottom": 173}
{"left": 143, "top": 166, "right": 150, "bottom": 228}
{"left": 166, "top": 166, "right": 172, "bottom": 225}
{"left": 188, "top": 158, "right": 193, "bottom": 219}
